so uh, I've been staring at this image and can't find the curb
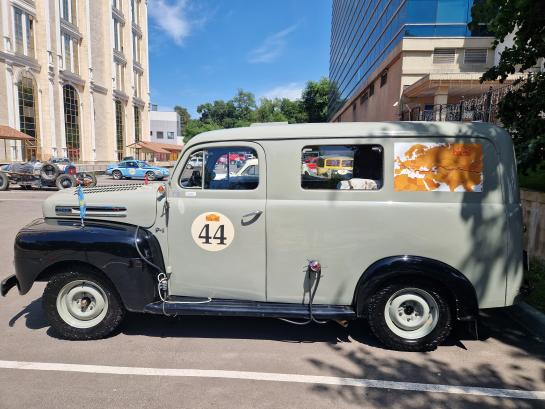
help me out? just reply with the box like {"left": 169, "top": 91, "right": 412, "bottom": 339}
{"left": 507, "top": 302, "right": 545, "bottom": 341}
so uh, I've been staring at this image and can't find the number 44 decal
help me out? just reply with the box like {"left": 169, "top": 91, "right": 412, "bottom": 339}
{"left": 191, "top": 212, "right": 235, "bottom": 252}
{"left": 198, "top": 224, "right": 227, "bottom": 245}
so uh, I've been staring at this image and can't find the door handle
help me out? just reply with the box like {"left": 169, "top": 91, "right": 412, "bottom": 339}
{"left": 241, "top": 210, "right": 263, "bottom": 226}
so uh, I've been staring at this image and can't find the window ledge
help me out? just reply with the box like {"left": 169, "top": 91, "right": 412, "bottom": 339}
{"left": 112, "top": 7, "right": 125, "bottom": 24}
{"left": 60, "top": 19, "right": 82, "bottom": 40}
{"left": 133, "top": 61, "right": 144, "bottom": 73}
{"left": 133, "top": 96, "right": 146, "bottom": 108}
{"left": 60, "top": 70, "right": 85, "bottom": 87}
{"left": 0, "top": 50, "right": 40, "bottom": 71}
{"left": 114, "top": 49, "right": 127, "bottom": 65}
{"left": 132, "top": 23, "right": 143, "bottom": 37}
{"left": 113, "top": 89, "right": 129, "bottom": 102}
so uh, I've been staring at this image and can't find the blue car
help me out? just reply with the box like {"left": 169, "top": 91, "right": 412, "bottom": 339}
{"left": 106, "top": 160, "right": 170, "bottom": 181}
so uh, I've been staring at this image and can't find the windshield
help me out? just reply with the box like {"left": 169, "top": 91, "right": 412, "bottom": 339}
{"left": 138, "top": 161, "right": 151, "bottom": 168}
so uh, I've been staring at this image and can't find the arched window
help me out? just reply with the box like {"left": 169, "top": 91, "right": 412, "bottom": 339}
{"left": 17, "top": 72, "right": 39, "bottom": 160}
{"left": 63, "top": 84, "right": 80, "bottom": 161}
{"left": 134, "top": 106, "right": 141, "bottom": 143}
{"left": 115, "top": 100, "right": 124, "bottom": 161}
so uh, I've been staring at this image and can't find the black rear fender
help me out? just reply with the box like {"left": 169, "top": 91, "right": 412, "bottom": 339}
{"left": 353, "top": 255, "right": 479, "bottom": 321}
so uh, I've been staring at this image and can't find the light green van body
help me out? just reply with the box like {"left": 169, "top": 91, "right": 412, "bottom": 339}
{"left": 43, "top": 122, "right": 524, "bottom": 310}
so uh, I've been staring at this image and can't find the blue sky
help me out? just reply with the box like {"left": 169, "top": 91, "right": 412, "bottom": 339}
{"left": 148, "top": 0, "right": 331, "bottom": 116}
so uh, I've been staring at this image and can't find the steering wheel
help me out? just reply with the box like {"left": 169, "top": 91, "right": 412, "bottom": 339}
{"left": 189, "top": 170, "right": 202, "bottom": 187}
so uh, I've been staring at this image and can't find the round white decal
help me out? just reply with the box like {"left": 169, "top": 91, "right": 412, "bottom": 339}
{"left": 191, "top": 212, "right": 235, "bottom": 252}
{"left": 128, "top": 168, "right": 136, "bottom": 175}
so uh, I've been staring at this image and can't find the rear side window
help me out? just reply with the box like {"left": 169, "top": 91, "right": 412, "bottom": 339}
{"left": 180, "top": 147, "right": 259, "bottom": 190}
{"left": 301, "top": 145, "right": 383, "bottom": 190}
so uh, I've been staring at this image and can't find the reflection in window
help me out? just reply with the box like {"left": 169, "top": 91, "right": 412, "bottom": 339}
{"left": 133, "top": 106, "right": 141, "bottom": 143}
{"left": 115, "top": 100, "right": 124, "bottom": 161}
{"left": 61, "top": 33, "right": 79, "bottom": 74}
{"left": 13, "top": 7, "right": 34, "bottom": 58}
{"left": 61, "top": 0, "right": 77, "bottom": 24}
{"left": 17, "top": 73, "right": 39, "bottom": 160}
{"left": 115, "top": 62, "right": 124, "bottom": 90}
{"left": 180, "top": 147, "right": 259, "bottom": 190}
{"left": 63, "top": 85, "right": 80, "bottom": 161}
{"left": 301, "top": 145, "right": 383, "bottom": 190}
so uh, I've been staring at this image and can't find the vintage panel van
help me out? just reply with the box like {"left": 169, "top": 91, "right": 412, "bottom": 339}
{"left": 1, "top": 122, "right": 524, "bottom": 351}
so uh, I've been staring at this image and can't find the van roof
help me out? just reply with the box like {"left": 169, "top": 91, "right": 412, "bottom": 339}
{"left": 186, "top": 122, "right": 509, "bottom": 148}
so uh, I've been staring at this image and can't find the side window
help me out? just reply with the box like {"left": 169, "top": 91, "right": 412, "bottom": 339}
{"left": 180, "top": 147, "right": 259, "bottom": 190}
{"left": 127, "top": 161, "right": 138, "bottom": 168}
{"left": 301, "top": 145, "right": 383, "bottom": 190}
{"left": 117, "top": 162, "right": 126, "bottom": 168}
{"left": 180, "top": 151, "right": 204, "bottom": 188}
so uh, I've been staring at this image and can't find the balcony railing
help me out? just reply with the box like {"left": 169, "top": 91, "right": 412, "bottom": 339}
{"left": 401, "top": 81, "right": 523, "bottom": 124}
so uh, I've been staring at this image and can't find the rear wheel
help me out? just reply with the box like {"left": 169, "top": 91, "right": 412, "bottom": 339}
{"left": 367, "top": 281, "right": 452, "bottom": 351}
{"left": 55, "top": 174, "right": 76, "bottom": 189}
{"left": 42, "top": 269, "right": 125, "bottom": 340}
{"left": 112, "top": 170, "right": 123, "bottom": 180}
{"left": 0, "top": 173, "right": 9, "bottom": 191}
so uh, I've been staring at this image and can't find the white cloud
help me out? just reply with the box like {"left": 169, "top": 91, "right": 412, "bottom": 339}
{"left": 148, "top": 0, "right": 191, "bottom": 45}
{"left": 248, "top": 24, "right": 298, "bottom": 63}
{"left": 261, "top": 82, "right": 304, "bottom": 100}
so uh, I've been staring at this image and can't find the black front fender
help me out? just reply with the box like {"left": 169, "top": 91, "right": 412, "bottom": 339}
{"left": 14, "top": 218, "right": 164, "bottom": 312}
{"left": 353, "top": 255, "right": 479, "bottom": 321}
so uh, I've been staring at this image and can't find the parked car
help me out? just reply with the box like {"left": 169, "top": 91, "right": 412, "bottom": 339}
{"left": 0, "top": 159, "right": 96, "bottom": 191}
{"left": 106, "top": 160, "right": 170, "bottom": 181}
{"left": 316, "top": 155, "right": 354, "bottom": 177}
{"left": 1, "top": 122, "right": 524, "bottom": 352}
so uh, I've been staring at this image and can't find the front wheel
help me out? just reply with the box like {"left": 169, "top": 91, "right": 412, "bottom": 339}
{"left": 42, "top": 269, "right": 125, "bottom": 340}
{"left": 367, "top": 281, "right": 452, "bottom": 351}
{"left": 0, "top": 173, "right": 9, "bottom": 191}
{"left": 145, "top": 171, "right": 156, "bottom": 181}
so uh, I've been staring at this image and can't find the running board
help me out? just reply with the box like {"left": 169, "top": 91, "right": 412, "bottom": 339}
{"left": 144, "top": 297, "right": 356, "bottom": 320}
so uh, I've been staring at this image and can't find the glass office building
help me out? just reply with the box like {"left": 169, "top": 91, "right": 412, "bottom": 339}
{"left": 329, "top": 0, "right": 481, "bottom": 118}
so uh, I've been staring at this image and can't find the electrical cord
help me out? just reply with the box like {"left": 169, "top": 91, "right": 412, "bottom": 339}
{"left": 134, "top": 225, "right": 211, "bottom": 318}
{"left": 279, "top": 269, "right": 328, "bottom": 325}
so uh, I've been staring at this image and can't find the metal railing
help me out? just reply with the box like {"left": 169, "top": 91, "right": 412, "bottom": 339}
{"left": 401, "top": 82, "right": 522, "bottom": 124}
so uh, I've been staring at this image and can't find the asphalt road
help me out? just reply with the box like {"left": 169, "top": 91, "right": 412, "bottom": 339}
{"left": 1, "top": 177, "right": 545, "bottom": 409}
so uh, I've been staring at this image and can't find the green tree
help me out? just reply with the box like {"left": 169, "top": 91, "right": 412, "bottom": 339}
{"left": 173, "top": 106, "right": 190, "bottom": 127}
{"left": 470, "top": 0, "right": 545, "bottom": 171}
{"left": 180, "top": 81, "right": 329, "bottom": 143}
{"left": 301, "top": 77, "right": 331, "bottom": 123}
{"left": 183, "top": 119, "right": 222, "bottom": 143}
{"left": 232, "top": 89, "right": 257, "bottom": 123}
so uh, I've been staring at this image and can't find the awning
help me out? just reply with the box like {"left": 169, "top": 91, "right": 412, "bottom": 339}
{"left": 0, "top": 125, "right": 34, "bottom": 141}
{"left": 127, "top": 141, "right": 184, "bottom": 154}
{"left": 127, "top": 142, "right": 170, "bottom": 154}
{"left": 402, "top": 72, "right": 525, "bottom": 99}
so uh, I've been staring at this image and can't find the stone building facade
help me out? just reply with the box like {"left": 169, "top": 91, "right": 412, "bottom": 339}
{"left": 0, "top": 0, "right": 150, "bottom": 162}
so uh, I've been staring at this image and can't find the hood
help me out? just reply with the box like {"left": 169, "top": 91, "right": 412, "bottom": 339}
{"left": 42, "top": 184, "right": 162, "bottom": 228}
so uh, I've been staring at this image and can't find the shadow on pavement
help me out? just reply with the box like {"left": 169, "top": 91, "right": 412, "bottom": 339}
{"left": 8, "top": 297, "right": 545, "bottom": 407}
{"left": 10, "top": 297, "right": 545, "bottom": 355}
